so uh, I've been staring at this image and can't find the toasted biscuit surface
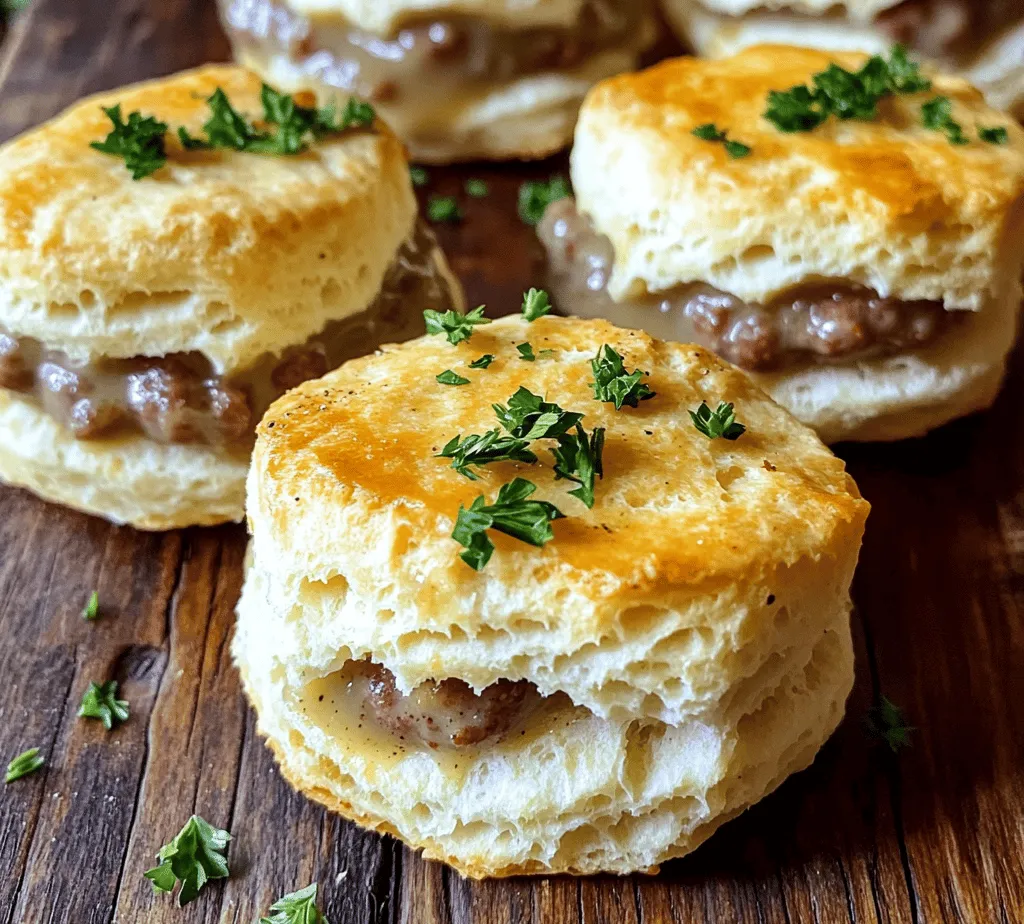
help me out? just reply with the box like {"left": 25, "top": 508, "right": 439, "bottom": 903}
{"left": 237, "top": 314, "right": 867, "bottom": 875}
{"left": 680, "top": 0, "right": 899, "bottom": 20}
{"left": 0, "top": 65, "right": 416, "bottom": 373}
{"left": 571, "top": 46, "right": 1024, "bottom": 309}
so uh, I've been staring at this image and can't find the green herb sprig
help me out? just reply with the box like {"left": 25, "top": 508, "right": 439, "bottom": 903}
{"left": 91, "top": 106, "right": 169, "bottom": 179}
{"left": 690, "top": 402, "right": 745, "bottom": 441}
{"left": 424, "top": 305, "right": 490, "bottom": 345}
{"left": 260, "top": 884, "right": 328, "bottom": 924}
{"left": 78, "top": 680, "right": 129, "bottom": 730}
{"left": 551, "top": 424, "right": 605, "bottom": 509}
{"left": 590, "top": 345, "right": 656, "bottom": 410}
{"left": 5, "top": 748, "right": 44, "bottom": 784}
{"left": 437, "top": 431, "right": 538, "bottom": 480}
{"left": 493, "top": 388, "right": 582, "bottom": 441}
{"left": 764, "top": 45, "right": 929, "bottom": 133}
{"left": 518, "top": 175, "right": 571, "bottom": 225}
{"left": 920, "top": 96, "right": 968, "bottom": 145}
{"left": 436, "top": 370, "right": 470, "bottom": 386}
{"left": 144, "top": 815, "right": 231, "bottom": 906}
{"left": 978, "top": 125, "right": 1008, "bottom": 145}
{"left": 82, "top": 590, "right": 100, "bottom": 621}
{"left": 464, "top": 178, "right": 489, "bottom": 198}
{"left": 691, "top": 123, "right": 751, "bottom": 158}
{"left": 469, "top": 354, "right": 494, "bottom": 369}
{"left": 521, "top": 288, "right": 552, "bottom": 322}
{"left": 453, "top": 478, "right": 564, "bottom": 570}
{"left": 865, "top": 696, "right": 914, "bottom": 752}
{"left": 426, "top": 195, "right": 462, "bottom": 223}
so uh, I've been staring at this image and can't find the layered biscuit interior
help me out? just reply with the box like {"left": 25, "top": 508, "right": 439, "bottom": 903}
{"left": 0, "top": 222, "right": 456, "bottom": 454}
{"left": 235, "top": 546, "right": 857, "bottom": 875}
{"left": 220, "top": 0, "right": 657, "bottom": 139}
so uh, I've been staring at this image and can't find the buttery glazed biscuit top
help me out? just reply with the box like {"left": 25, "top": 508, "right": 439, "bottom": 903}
{"left": 250, "top": 314, "right": 867, "bottom": 606}
{"left": 285, "top": 0, "right": 591, "bottom": 31}
{"left": 689, "top": 0, "right": 900, "bottom": 20}
{"left": 0, "top": 65, "right": 416, "bottom": 372}
{"left": 571, "top": 45, "right": 1024, "bottom": 309}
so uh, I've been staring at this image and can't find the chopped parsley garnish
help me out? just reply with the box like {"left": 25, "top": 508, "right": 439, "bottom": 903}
{"left": 764, "top": 45, "right": 930, "bottom": 133}
{"left": 144, "top": 815, "right": 231, "bottom": 906}
{"left": 518, "top": 175, "right": 570, "bottom": 225}
{"left": 551, "top": 423, "right": 605, "bottom": 509}
{"left": 493, "top": 387, "right": 582, "bottom": 441}
{"left": 95, "top": 86, "right": 374, "bottom": 178}
{"left": 590, "top": 345, "right": 656, "bottom": 409}
{"left": 436, "top": 369, "right": 470, "bottom": 386}
{"left": 921, "top": 96, "right": 968, "bottom": 145}
{"left": 865, "top": 696, "right": 914, "bottom": 752}
{"left": 91, "top": 105, "right": 168, "bottom": 179}
{"left": 82, "top": 590, "right": 100, "bottom": 621}
{"left": 979, "top": 125, "right": 1008, "bottom": 144}
{"left": 464, "top": 178, "right": 489, "bottom": 198}
{"left": 260, "top": 884, "right": 327, "bottom": 924}
{"left": 452, "top": 478, "right": 564, "bottom": 570}
{"left": 469, "top": 354, "right": 494, "bottom": 369}
{"left": 5, "top": 748, "right": 44, "bottom": 784}
{"left": 409, "top": 165, "right": 429, "bottom": 187}
{"left": 517, "top": 342, "right": 536, "bottom": 361}
{"left": 691, "top": 123, "right": 751, "bottom": 158}
{"left": 78, "top": 680, "right": 129, "bottom": 730}
{"left": 521, "top": 287, "right": 552, "bottom": 322}
{"left": 424, "top": 305, "right": 490, "bottom": 345}
{"left": 426, "top": 195, "right": 462, "bottom": 223}
{"left": 437, "top": 431, "right": 537, "bottom": 480}
{"left": 690, "top": 401, "right": 745, "bottom": 441}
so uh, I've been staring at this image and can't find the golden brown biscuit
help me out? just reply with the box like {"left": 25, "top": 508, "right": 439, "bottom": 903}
{"left": 219, "top": 0, "right": 659, "bottom": 163}
{"left": 538, "top": 46, "right": 1024, "bottom": 441}
{"left": 0, "top": 65, "right": 461, "bottom": 528}
{"left": 660, "top": 0, "right": 1024, "bottom": 116}
{"left": 234, "top": 313, "right": 868, "bottom": 876}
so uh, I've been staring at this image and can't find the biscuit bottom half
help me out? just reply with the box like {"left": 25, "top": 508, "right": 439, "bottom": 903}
{"left": 233, "top": 562, "right": 855, "bottom": 878}
{"left": 219, "top": 0, "right": 658, "bottom": 163}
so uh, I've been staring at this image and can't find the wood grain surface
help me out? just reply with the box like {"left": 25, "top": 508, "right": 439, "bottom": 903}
{"left": 0, "top": 1, "right": 1022, "bottom": 922}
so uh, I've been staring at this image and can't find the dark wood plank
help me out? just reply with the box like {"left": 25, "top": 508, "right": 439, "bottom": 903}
{"left": 1, "top": 0, "right": 1023, "bottom": 921}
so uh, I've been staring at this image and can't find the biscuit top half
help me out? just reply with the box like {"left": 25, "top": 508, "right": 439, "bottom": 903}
{"left": 251, "top": 314, "right": 867, "bottom": 615}
{"left": 286, "top": 0, "right": 590, "bottom": 32}
{"left": 0, "top": 66, "right": 415, "bottom": 373}
{"left": 572, "top": 46, "right": 1024, "bottom": 309}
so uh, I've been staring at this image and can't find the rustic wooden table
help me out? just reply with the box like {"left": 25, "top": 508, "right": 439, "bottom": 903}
{"left": 1, "top": 1, "right": 1022, "bottom": 922}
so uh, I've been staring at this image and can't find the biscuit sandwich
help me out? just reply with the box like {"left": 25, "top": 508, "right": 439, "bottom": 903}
{"left": 233, "top": 306, "right": 869, "bottom": 877}
{"left": 0, "top": 65, "right": 461, "bottom": 530}
{"left": 538, "top": 46, "right": 1024, "bottom": 442}
{"left": 218, "top": 0, "right": 659, "bottom": 163}
{"left": 659, "top": 0, "right": 1024, "bottom": 117}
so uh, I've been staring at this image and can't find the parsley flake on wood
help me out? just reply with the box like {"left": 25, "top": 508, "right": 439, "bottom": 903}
{"left": 436, "top": 369, "right": 470, "bottom": 386}
{"left": 493, "top": 387, "right": 583, "bottom": 441}
{"left": 469, "top": 354, "right": 494, "bottom": 369}
{"left": 5, "top": 748, "right": 44, "bottom": 784}
{"left": 82, "top": 590, "right": 100, "bottom": 621}
{"left": 521, "top": 288, "right": 553, "bottom": 321}
{"left": 764, "top": 45, "right": 930, "bottom": 133}
{"left": 979, "top": 125, "right": 1008, "bottom": 144}
{"left": 144, "top": 815, "right": 231, "bottom": 906}
{"left": 78, "top": 680, "right": 129, "bottom": 730}
{"left": 452, "top": 478, "right": 564, "bottom": 570}
{"left": 409, "top": 165, "right": 429, "bottom": 187}
{"left": 551, "top": 423, "right": 605, "bottom": 508}
{"left": 691, "top": 123, "right": 751, "bottom": 158}
{"left": 259, "top": 884, "right": 327, "bottom": 924}
{"left": 690, "top": 401, "right": 745, "bottom": 441}
{"left": 921, "top": 96, "right": 968, "bottom": 144}
{"left": 464, "top": 178, "right": 489, "bottom": 198}
{"left": 590, "top": 345, "right": 656, "bottom": 409}
{"left": 437, "top": 431, "right": 537, "bottom": 480}
{"left": 91, "top": 105, "right": 169, "bottom": 179}
{"left": 424, "top": 305, "right": 490, "bottom": 345}
{"left": 518, "top": 175, "right": 571, "bottom": 225}
{"left": 427, "top": 195, "right": 462, "bottom": 223}
{"left": 865, "top": 696, "right": 914, "bottom": 752}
